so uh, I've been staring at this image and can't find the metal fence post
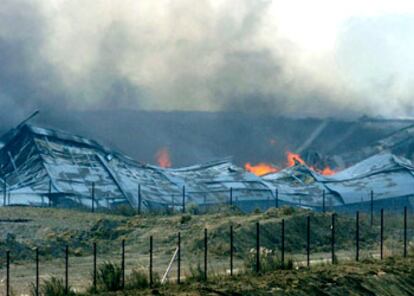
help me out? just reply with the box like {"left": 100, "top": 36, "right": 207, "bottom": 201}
{"left": 93, "top": 242, "right": 97, "bottom": 292}
{"left": 275, "top": 189, "right": 279, "bottom": 208}
{"left": 36, "top": 248, "right": 39, "bottom": 296}
{"left": 230, "top": 225, "right": 233, "bottom": 276}
{"left": 121, "top": 240, "right": 125, "bottom": 289}
{"left": 204, "top": 228, "right": 208, "bottom": 281}
{"left": 48, "top": 180, "right": 52, "bottom": 207}
{"left": 3, "top": 176, "right": 6, "bottom": 206}
{"left": 267, "top": 194, "right": 270, "bottom": 210}
{"left": 380, "top": 208, "right": 384, "bottom": 260}
{"left": 6, "top": 250, "right": 10, "bottom": 296}
{"left": 370, "top": 190, "right": 374, "bottom": 226}
{"left": 322, "top": 190, "right": 326, "bottom": 213}
{"left": 138, "top": 184, "right": 142, "bottom": 215}
{"left": 177, "top": 232, "right": 181, "bottom": 284}
{"left": 404, "top": 206, "right": 407, "bottom": 258}
{"left": 356, "top": 211, "right": 359, "bottom": 261}
{"left": 150, "top": 236, "right": 153, "bottom": 288}
{"left": 65, "top": 245, "right": 69, "bottom": 295}
{"left": 91, "top": 182, "right": 95, "bottom": 213}
{"left": 256, "top": 222, "right": 260, "bottom": 273}
{"left": 331, "top": 213, "right": 336, "bottom": 264}
{"left": 281, "top": 219, "right": 285, "bottom": 266}
{"left": 306, "top": 216, "right": 310, "bottom": 267}
{"left": 182, "top": 186, "right": 186, "bottom": 214}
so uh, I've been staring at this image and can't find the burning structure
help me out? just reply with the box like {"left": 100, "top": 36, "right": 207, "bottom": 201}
{"left": 1, "top": 117, "right": 414, "bottom": 212}
{"left": 263, "top": 153, "right": 414, "bottom": 211}
{"left": 0, "top": 122, "right": 270, "bottom": 211}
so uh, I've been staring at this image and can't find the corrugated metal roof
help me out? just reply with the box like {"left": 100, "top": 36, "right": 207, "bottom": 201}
{"left": 1, "top": 124, "right": 413, "bottom": 211}
{"left": 0, "top": 124, "right": 273, "bottom": 209}
{"left": 264, "top": 153, "right": 414, "bottom": 207}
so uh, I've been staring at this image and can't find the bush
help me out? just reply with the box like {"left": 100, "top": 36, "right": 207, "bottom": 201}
{"left": 95, "top": 261, "right": 123, "bottom": 292}
{"left": 126, "top": 269, "right": 149, "bottom": 289}
{"left": 111, "top": 204, "right": 137, "bottom": 216}
{"left": 244, "top": 247, "right": 293, "bottom": 274}
{"left": 265, "top": 207, "right": 280, "bottom": 218}
{"left": 30, "top": 277, "right": 76, "bottom": 296}
{"left": 188, "top": 262, "right": 206, "bottom": 282}
{"left": 283, "top": 257, "right": 294, "bottom": 270}
{"left": 280, "top": 206, "right": 296, "bottom": 216}
{"left": 204, "top": 203, "right": 244, "bottom": 215}
{"left": 180, "top": 214, "right": 192, "bottom": 224}
{"left": 187, "top": 203, "right": 199, "bottom": 215}
{"left": 264, "top": 206, "right": 298, "bottom": 217}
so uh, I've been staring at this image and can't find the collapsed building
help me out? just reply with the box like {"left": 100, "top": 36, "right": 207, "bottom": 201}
{"left": 0, "top": 123, "right": 270, "bottom": 211}
{"left": 263, "top": 153, "right": 414, "bottom": 212}
{"left": 0, "top": 122, "right": 413, "bottom": 212}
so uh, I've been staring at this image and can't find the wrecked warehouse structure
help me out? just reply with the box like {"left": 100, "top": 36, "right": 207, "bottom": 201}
{"left": 263, "top": 153, "right": 414, "bottom": 212}
{"left": 0, "top": 123, "right": 271, "bottom": 210}
{"left": 0, "top": 123, "right": 414, "bottom": 212}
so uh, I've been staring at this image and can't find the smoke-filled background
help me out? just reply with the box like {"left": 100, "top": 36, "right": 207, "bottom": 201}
{"left": 1, "top": 0, "right": 414, "bottom": 166}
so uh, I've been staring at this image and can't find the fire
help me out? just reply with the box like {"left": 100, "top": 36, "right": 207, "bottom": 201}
{"left": 320, "top": 166, "right": 336, "bottom": 176}
{"left": 286, "top": 151, "right": 305, "bottom": 167}
{"left": 245, "top": 162, "right": 279, "bottom": 176}
{"left": 156, "top": 147, "right": 172, "bottom": 168}
{"left": 245, "top": 150, "right": 337, "bottom": 176}
{"left": 286, "top": 150, "right": 336, "bottom": 175}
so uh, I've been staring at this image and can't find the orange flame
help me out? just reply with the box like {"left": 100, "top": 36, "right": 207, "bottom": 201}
{"left": 286, "top": 151, "right": 306, "bottom": 167}
{"left": 287, "top": 151, "right": 336, "bottom": 175}
{"left": 245, "top": 162, "right": 279, "bottom": 176}
{"left": 245, "top": 150, "right": 337, "bottom": 176}
{"left": 320, "top": 166, "right": 336, "bottom": 176}
{"left": 156, "top": 147, "right": 172, "bottom": 168}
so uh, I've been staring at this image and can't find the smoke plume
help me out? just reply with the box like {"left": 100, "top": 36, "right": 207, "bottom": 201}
{"left": 2, "top": 0, "right": 414, "bottom": 127}
{"left": 1, "top": 1, "right": 414, "bottom": 169}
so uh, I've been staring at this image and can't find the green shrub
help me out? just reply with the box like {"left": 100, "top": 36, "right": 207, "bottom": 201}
{"left": 265, "top": 207, "right": 280, "bottom": 218}
{"left": 30, "top": 277, "right": 76, "bottom": 296}
{"left": 283, "top": 257, "right": 294, "bottom": 270}
{"left": 244, "top": 247, "right": 292, "bottom": 274}
{"left": 280, "top": 206, "right": 296, "bottom": 216}
{"left": 187, "top": 203, "right": 199, "bottom": 215}
{"left": 180, "top": 214, "right": 192, "bottom": 224}
{"left": 112, "top": 204, "right": 137, "bottom": 217}
{"left": 96, "top": 261, "right": 122, "bottom": 292}
{"left": 188, "top": 262, "right": 206, "bottom": 282}
{"left": 126, "top": 269, "right": 149, "bottom": 289}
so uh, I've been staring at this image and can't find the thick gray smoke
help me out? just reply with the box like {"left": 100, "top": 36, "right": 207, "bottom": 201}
{"left": 1, "top": 0, "right": 414, "bottom": 167}
{"left": 5, "top": 0, "right": 412, "bottom": 126}
{"left": 0, "top": 1, "right": 63, "bottom": 124}
{"left": 0, "top": 0, "right": 143, "bottom": 127}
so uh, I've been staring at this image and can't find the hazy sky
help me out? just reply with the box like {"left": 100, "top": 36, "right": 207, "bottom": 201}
{"left": 1, "top": 0, "right": 414, "bottom": 120}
